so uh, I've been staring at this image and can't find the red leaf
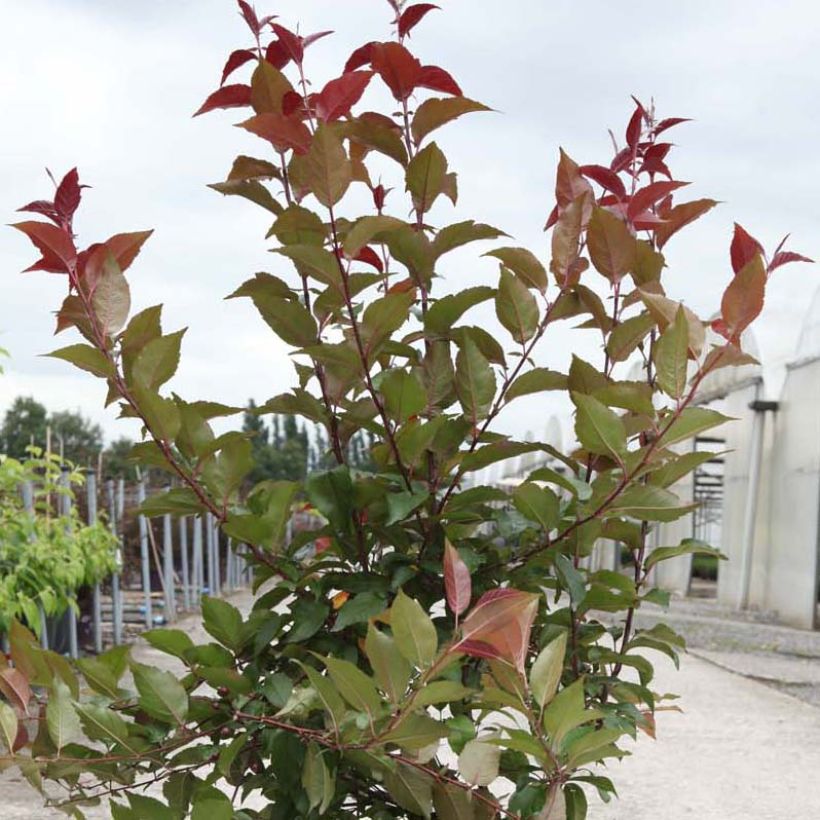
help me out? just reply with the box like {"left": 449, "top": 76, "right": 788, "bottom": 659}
{"left": 455, "top": 588, "right": 538, "bottom": 672}
{"left": 303, "top": 30, "right": 333, "bottom": 49}
{"left": 579, "top": 164, "right": 626, "bottom": 199}
{"left": 238, "top": 112, "right": 312, "bottom": 155}
{"left": 271, "top": 23, "right": 304, "bottom": 65}
{"left": 54, "top": 167, "right": 82, "bottom": 223}
{"left": 315, "top": 536, "right": 332, "bottom": 554}
{"left": 654, "top": 198, "right": 718, "bottom": 249}
{"left": 12, "top": 220, "right": 77, "bottom": 274}
{"left": 610, "top": 146, "right": 632, "bottom": 174}
{"left": 769, "top": 250, "right": 814, "bottom": 273}
{"left": 354, "top": 246, "right": 384, "bottom": 272}
{"left": 544, "top": 203, "right": 559, "bottom": 230}
{"left": 399, "top": 4, "right": 439, "bottom": 38}
{"left": 555, "top": 149, "right": 593, "bottom": 213}
{"left": 17, "top": 199, "right": 59, "bottom": 224}
{"left": 194, "top": 84, "right": 252, "bottom": 117}
{"left": 730, "top": 223, "right": 764, "bottom": 275}
{"left": 720, "top": 253, "right": 766, "bottom": 341}
{"left": 625, "top": 104, "right": 644, "bottom": 149}
{"left": 315, "top": 71, "right": 374, "bottom": 122}
{"left": 282, "top": 91, "right": 306, "bottom": 117}
{"left": 237, "top": 0, "right": 260, "bottom": 35}
{"left": 653, "top": 117, "right": 691, "bottom": 137}
{"left": 626, "top": 180, "right": 688, "bottom": 221}
{"left": 370, "top": 42, "right": 422, "bottom": 101}
{"left": 221, "top": 49, "right": 257, "bottom": 85}
{"left": 418, "top": 65, "right": 462, "bottom": 96}
{"left": 344, "top": 42, "right": 375, "bottom": 73}
{"left": 265, "top": 39, "right": 290, "bottom": 69}
{"left": 0, "top": 667, "right": 32, "bottom": 714}
{"left": 372, "top": 184, "right": 388, "bottom": 211}
{"left": 388, "top": 277, "right": 416, "bottom": 294}
{"left": 104, "top": 230, "right": 154, "bottom": 274}
{"left": 444, "top": 541, "right": 471, "bottom": 617}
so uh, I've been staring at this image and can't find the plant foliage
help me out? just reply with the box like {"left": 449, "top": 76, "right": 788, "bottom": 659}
{"left": 2, "top": 1, "right": 812, "bottom": 818}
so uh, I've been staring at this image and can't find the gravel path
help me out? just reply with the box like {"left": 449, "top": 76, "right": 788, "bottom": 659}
{"left": 3, "top": 592, "right": 819, "bottom": 818}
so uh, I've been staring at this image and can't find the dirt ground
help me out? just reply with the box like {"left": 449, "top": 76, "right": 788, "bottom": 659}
{"left": 3, "top": 592, "right": 819, "bottom": 819}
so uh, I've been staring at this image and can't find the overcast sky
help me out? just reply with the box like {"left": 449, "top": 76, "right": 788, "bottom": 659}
{"left": 1, "top": 0, "right": 818, "bottom": 449}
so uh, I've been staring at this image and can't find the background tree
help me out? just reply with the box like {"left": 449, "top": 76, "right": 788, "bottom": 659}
{"left": 0, "top": 396, "right": 47, "bottom": 457}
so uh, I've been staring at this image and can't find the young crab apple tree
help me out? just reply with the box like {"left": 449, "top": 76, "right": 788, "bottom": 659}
{"left": 3, "top": 1, "right": 812, "bottom": 818}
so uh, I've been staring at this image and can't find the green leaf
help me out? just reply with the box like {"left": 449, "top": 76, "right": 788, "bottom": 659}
{"left": 46, "top": 679, "right": 82, "bottom": 752}
{"left": 323, "top": 656, "right": 381, "bottom": 715}
{"left": 386, "top": 488, "right": 429, "bottom": 525}
{"left": 132, "top": 330, "right": 186, "bottom": 390}
{"left": 76, "top": 704, "right": 133, "bottom": 750}
{"left": 191, "top": 792, "right": 232, "bottom": 820}
{"left": 587, "top": 206, "right": 636, "bottom": 282}
{"left": 414, "top": 680, "right": 474, "bottom": 708}
{"left": 383, "top": 713, "right": 448, "bottom": 750}
{"left": 554, "top": 554, "right": 586, "bottom": 607}
{"left": 250, "top": 59, "right": 292, "bottom": 113}
{"left": 607, "top": 485, "right": 696, "bottom": 522}
{"left": 361, "top": 291, "right": 415, "bottom": 359}
{"left": 455, "top": 337, "right": 496, "bottom": 424}
{"left": 209, "top": 178, "right": 282, "bottom": 215}
{"left": 143, "top": 629, "right": 195, "bottom": 661}
{"left": 572, "top": 393, "right": 626, "bottom": 460}
{"left": 496, "top": 267, "right": 540, "bottom": 343}
{"left": 506, "top": 368, "right": 567, "bottom": 401}
{"left": 269, "top": 204, "right": 326, "bottom": 246}
{"left": 343, "top": 215, "right": 406, "bottom": 257}
{"left": 645, "top": 538, "right": 726, "bottom": 571}
{"left": 606, "top": 311, "right": 655, "bottom": 363}
{"left": 201, "top": 596, "right": 244, "bottom": 652}
{"left": 306, "top": 466, "right": 354, "bottom": 532}
{"left": 131, "top": 385, "right": 180, "bottom": 441}
{"left": 127, "top": 794, "right": 176, "bottom": 820}
{"left": 513, "top": 482, "right": 560, "bottom": 531}
{"left": 542, "top": 679, "right": 603, "bottom": 749}
{"left": 383, "top": 763, "right": 433, "bottom": 818}
{"left": 298, "top": 664, "right": 347, "bottom": 730}
{"left": 391, "top": 589, "right": 438, "bottom": 669}
{"left": 432, "top": 220, "right": 505, "bottom": 258}
{"left": 379, "top": 369, "right": 426, "bottom": 422}
{"left": 232, "top": 277, "right": 317, "bottom": 347}
{"left": 0, "top": 701, "right": 18, "bottom": 752}
{"left": 530, "top": 632, "right": 568, "bottom": 709}
{"left": 303, "top": 744, "right": 335, "bottom": 815}
{"left": 458, "top": 739, "right": 500, "bottom": 787}
{"left": 131, "top": 662, "right": 188, "bottom": 725}
{"left": 137, "top": 487, "right": 203, "bottom": 517}
{"left": 653, "top": 306, "right": 689, "bottom": 398}
{"left": 432, "top": 782, "right": 475, "bottom": 820}
{"left": 425, "top": 286, "right": 495, "bottom": 335}
{"left": 460, "top": 440, "right": 544, "bottom": 473}
{"left": 347, "top": 116, "right": 409, "bottom": 166}
{"left": 365, "top": 625, "right": 412, "bottom": 704}
{"left": 332, "top": 591, "right": 387, "bottom": 632}
{"left": 46, "top": 344, "right": 114, "bottom": 378}
{"left": 659, "top": 407, "right": 731, "bottom": 446}
{"left": 484, "top": 247, "right": 547, "bottom": 292}
{"left": 275, "top": 244, "right": 341, "bottom": 288}
{"left": 286, "top": 598, "right": 329, "bottom": 643}
{"left": 411, "top": 96, "right": 490, "bottom": 144}
{"left": 406, "top": 142, "right": 448, "bottom": 213}
{"left": 301, "top": 123, "right": 351, "bottom": 207}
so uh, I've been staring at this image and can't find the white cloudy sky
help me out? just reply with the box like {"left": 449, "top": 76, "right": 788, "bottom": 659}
{"left": 1, "top": 0, "right": 818, "bottom": 448}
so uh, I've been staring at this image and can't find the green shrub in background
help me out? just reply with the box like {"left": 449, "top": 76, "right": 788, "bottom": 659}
{"left": 0, "top": 451, "right": 118, "bottom": 636}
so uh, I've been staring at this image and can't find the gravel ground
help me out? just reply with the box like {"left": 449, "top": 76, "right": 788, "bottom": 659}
{"left": 3, "top": 591, "right": 820, "bottom": 818}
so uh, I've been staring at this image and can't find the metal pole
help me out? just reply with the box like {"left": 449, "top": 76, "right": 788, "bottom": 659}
{"left": 205, "top": 512, "right": 214, "bottom": 597}
{"left": 179, "top": 517, "right": 190, "bottom": 610}
{"left": 60, "top": 467, "right": 79, "bottom": 658}
{"left": 738, "top": 397, "right": 776, "bottom": 610}
{"left": 162, "top": 505, "right": 176, "bottom": 621}
{"left": 21, "top": 481, "right": 48, "bottom": 649}
{"left": 106, "top": 479, "right": 123, "bottom": 646}
{"left": 192, "top": 515, "right": 203, "bottom": 602}
{"left": 137, "top": 480, "right": 152, "bottom": 630}
{"left": 226, "top": 538, "right": 234, "bottom": 591}
{"left": 86, "top": 470, "right": 102, "bottom": 653}
{"left": 213, "top": 517, "right": 221, "bottom": 596}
